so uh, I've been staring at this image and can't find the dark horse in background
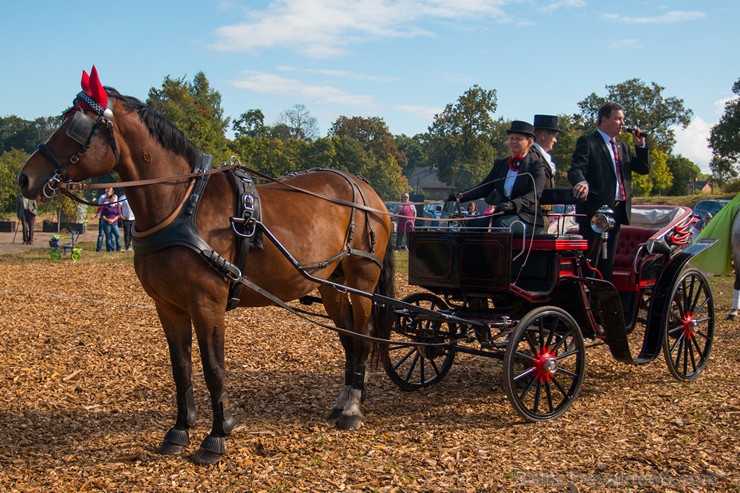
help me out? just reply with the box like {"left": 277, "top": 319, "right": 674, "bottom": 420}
{"left": 17, "top": 67, "right": 394, "bottom": 465}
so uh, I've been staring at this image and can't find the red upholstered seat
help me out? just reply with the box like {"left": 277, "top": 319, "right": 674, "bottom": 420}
{"left": 612, "top": 227, "right": 656, "bottom": 290}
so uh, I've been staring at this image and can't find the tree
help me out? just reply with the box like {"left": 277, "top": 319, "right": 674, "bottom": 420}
{"left": 667, "top": 154, "right": 702, "bottom": 196}
{"left": 577, "top": 78, "right": 692, "bottom": 153}
{"left": 426, "top": 85, "right": 498, "bottom": 191}
{"left": 0, "top": 115, "right": 59, "bottom": 154}
{"left": 233, "top": 109, "right": 266, "bottom": 138}
{"left": 0, "top": 148, "right": 27, "bottom": 212}
{"left": 278, "top": 104, "right": 319, "bottom": 141}
{"left": 709, "top": 77, "right": 740, "bottom": 176}
{"left": 649, "top": 149, "right": 673, "bottom": 196}
{"left": 394, "top": 133, "right": 427, "bottom": 176}
{"left": 147, "top": 72, "right": 230, "bottom": 159}
{"left": 330, "top": 116, "right": 406, "bottom": 168}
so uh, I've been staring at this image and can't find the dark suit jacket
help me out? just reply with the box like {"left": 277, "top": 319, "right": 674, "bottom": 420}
{"left": 567, "top": 131, "right": 649, "bottom": 225}
{"left": 459, "top": 153, "right": 549, "bottom": 226}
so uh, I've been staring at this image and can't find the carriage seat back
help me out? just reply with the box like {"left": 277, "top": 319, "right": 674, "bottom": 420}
{"left": 612, "top": 226, "right": 656, "bottom": 290}
{"left": 539, "top": 187, "right": 579, "bottom": 205}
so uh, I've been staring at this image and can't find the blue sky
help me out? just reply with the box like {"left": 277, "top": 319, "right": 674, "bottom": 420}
{"left": 2, "top": 1, "right": 738, "bottom": 173}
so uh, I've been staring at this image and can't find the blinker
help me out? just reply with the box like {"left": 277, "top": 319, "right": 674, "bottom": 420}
{"left": 66, "top": 111, "right": 96, "bottom": 145}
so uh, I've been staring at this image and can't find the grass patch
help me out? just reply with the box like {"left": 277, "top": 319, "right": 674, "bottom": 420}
{"left": 0, "top": 241, "right": 135, "bottom": 265}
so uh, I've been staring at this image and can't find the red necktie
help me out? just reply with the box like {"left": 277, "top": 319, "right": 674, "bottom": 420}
{"left": 610, "top": 138, "right": 626, "bottom": 201}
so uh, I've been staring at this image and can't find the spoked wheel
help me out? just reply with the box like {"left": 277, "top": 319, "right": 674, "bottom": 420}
{"left": 504, "top": 306, "right": 585, "bottom": 422}
{"left": 384, "top": 292, "right": 456, "bottom": 390}
{"left": 662, "top": 268, "right": 714, "bottom": 381}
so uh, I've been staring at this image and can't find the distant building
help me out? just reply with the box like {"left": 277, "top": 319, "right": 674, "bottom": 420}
{"left": 407, "top": 167, "right": 452, "bottom": 199}
{"left": 689, "top": 179, "right": 713, "bottom": 194}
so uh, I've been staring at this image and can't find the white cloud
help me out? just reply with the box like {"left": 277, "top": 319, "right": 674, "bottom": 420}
{"left": 396, "top": 104, "right": 442, "bottom": 123}
{"left": 277, "top": 65, "right": 396, "bottom": 83}
{"left": 231, "top": 71, "right": 377, "bottom": 108}
{"left": 673, "top": 117, "right": 713, "bottom": 173}
{"left": 538, "top": 0, "right": 586, "bottom": 14}
{"left": 208, "top": 0, "right": 513, "bottom": 58}
{"left": 601, "top": 10, "right": 706, "bottom": 24}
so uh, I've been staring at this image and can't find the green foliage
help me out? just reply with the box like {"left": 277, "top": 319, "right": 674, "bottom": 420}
{"left": 632, "top": 173, "right": 653, "bottom": 197}
{"left": 709, "top": 77, "right": 740, "bottom": 177}
{"left": 427, "top": 85, "right": 498, "bottom": 191}
{"left": 0, "top": 115, "right": 59, "bottom": 154}
{"left": 649, "top": 149, "right": 673, "bottom": 195}
{"left": 330, "top": 116, "right": 406, "bottom": 168}
{"left": 577, "top": 78, "right": 692, "bottom": 153}
{"left": 547, "top": 114, "right": 590, "bottom": 187}
{"left": 667, "top": 154, "right": 702, "bottom": 195}
{"left": 0, "top": 148, "right": 27, "bottom": 212}
{"left": 233, "top": 109, "right": 266, "bottom": 138}
{"left": 147, "top": 72, "right": 230, "bottom": 159}
{"left": 723, "top": 178, "right": 740, "bottom": 193}
{"left": 393, "top": 134, "right": 427, "bottom": 176}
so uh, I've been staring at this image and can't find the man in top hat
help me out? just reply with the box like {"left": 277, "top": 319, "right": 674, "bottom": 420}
{"left": 532, "top": 114, "right": 560, "bottom": 184}
{"left": 568, "top": 102, "right": 649, "bottom": 281}
{"left": 448, "top": 120, "right": 549, "bottom": 234}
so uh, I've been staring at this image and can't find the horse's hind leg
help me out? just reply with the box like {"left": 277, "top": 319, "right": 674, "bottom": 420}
{"left": 321, "top": 286, "right": 373, "bottom": 431}
{"left": 155, "top": 305, "right": 198, "bottom": 455}
{"left": 190, "top": 310, "right": 235, "bottom": 466}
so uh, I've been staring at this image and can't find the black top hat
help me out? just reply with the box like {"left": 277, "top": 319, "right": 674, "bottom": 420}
{"left": 533, "top": 114, "right": 560, "bottom": 132}
{"left": 506, "top": 120, "right": 536, "bottom": 140}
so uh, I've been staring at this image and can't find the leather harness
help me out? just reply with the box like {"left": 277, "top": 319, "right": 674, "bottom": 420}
{"left": 131, "top": 155, "right": 382, "bottom": 311}
{"left": 132, "top": 154, "right": 262, "bottom": 310}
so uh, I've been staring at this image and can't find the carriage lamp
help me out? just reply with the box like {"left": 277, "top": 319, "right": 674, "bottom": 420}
{"left": 591, "top": 206, "right": 615, "bottom": 260}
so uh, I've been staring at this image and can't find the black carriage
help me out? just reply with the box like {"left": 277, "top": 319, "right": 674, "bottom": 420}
{"left": 384, "top": 189, "right": 717, "bottom": 421}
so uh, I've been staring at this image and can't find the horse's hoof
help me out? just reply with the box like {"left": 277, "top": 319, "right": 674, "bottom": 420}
{"left": 191, "top": 448, "right": 224, "bottom": 466}
{"left": 336, "top": 414, "right": 363, "bottom": 431}
{"left": 191, "top": 435, "right": 226, "bottom": 466}
{"left": 326, "top": 408, "right": 343, "bottom": 424}
{"left": 156, "top": 427, "right": 189, "bottom": 455}
{"left": 727, "top": 311, "right": 737, "bottom": 321}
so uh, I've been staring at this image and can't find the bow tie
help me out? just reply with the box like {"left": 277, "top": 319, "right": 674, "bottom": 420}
{"left": 508, "top": 154, "right": 525, "bottom": 172}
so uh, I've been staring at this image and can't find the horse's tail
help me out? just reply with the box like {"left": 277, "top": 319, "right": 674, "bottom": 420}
{"left": 370, "top": 237, "right": 395, "bottom": 369}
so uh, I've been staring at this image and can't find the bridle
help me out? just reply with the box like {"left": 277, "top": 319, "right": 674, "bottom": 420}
{"left": 37, "top": 91, "right": 119, "bottom": 199}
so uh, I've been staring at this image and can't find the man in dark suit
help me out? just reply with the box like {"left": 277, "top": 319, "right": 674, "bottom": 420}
{"left": 451, "top": 120, "right": 549, "bottom": 235}
{"left": 568, "top": 102, "right": 649, "bottom": 280}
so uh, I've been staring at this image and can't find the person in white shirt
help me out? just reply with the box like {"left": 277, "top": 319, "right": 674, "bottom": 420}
{"left": 119, "top": 194, "right": 136, "bottom": 251}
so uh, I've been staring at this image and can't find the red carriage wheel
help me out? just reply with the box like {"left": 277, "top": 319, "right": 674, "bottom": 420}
{"left": 504, "top": 306, "right": 585, "bottom": 422}
{"left": 662, "top": 268, "right": 714, "bottom": 381}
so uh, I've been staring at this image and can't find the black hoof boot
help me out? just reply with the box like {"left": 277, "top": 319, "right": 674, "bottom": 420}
{"left": 156, "top": 427, "right": 189, "bottom": 455}
{"left": 191, "top": 434, "right": 226, "bottom": 466}
{"left": 337, "top": 414, "right": 363, "bottom": 431}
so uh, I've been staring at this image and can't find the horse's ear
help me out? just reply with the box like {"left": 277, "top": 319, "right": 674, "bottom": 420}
{"left": 88, "top": 65, "right": 108, "bottom": 108}
{"left": 81, "top": 70, "right": 90, "bottom": 92}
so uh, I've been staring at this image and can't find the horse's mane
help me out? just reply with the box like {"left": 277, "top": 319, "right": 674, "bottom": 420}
{"left": 105, "top": 87, "right": 199, "bottom": 167}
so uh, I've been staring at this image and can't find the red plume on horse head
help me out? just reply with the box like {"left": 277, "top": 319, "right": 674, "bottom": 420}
{"left": 80, "top": 65, "right": 108, "bottom": 109}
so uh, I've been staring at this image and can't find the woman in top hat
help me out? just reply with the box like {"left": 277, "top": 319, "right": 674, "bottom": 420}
{"left": 448, "top": 120, "right": 549, "bottom": 234}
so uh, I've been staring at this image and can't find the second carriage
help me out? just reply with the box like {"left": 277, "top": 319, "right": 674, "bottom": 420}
{"left": 384, "top": 190, "right": 716, "bottom": 421}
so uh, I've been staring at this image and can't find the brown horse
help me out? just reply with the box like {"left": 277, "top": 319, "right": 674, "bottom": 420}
{"left": 17, "top": 67, "right": 394, "bottom": 465}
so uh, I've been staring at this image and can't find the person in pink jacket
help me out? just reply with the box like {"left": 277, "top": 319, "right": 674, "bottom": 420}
{"left": 395, "top": 193, "right": 417, "bottom": 251}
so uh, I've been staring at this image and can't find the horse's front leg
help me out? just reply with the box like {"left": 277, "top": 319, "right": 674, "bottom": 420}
{"left": 155, "top": 305, "right": 198, "bottom": 455}
{"left": 190, "top": 310, "right": 235, "bottom": 466}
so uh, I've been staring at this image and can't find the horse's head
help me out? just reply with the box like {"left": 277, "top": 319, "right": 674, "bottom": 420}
{"left": 18, "top": 66, "right": 121, "bottom": 200}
